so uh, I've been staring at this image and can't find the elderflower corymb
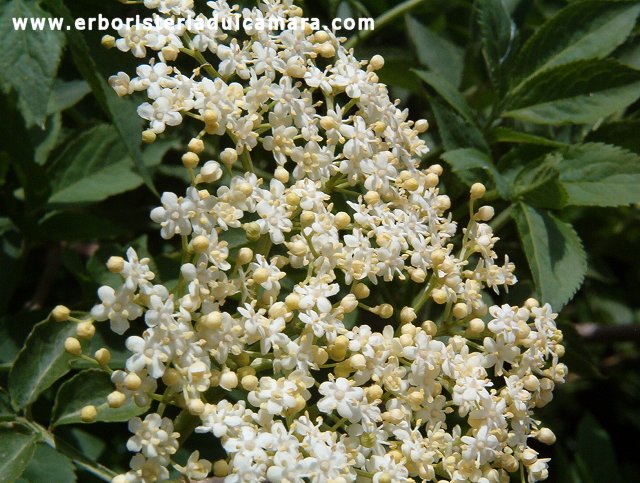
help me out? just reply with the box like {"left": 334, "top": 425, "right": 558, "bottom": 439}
{"left": 63, "top": 1, "right": 568, "bottom": 481}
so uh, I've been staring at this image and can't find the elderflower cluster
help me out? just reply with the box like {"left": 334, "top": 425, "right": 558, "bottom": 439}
{"left": 58, "top": 1, "right": 567, "bottom": 482}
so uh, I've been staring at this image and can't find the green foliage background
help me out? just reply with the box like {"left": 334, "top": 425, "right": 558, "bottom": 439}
{"left": 1, "top": 0, "right": 639, "bottom": 481}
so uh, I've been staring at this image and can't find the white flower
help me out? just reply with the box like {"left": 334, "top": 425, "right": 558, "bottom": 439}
{"left": 127, "top": 414, "right": 179, "bottom": 461}
{"left": 90, "top": 285, "right": 142, "bottom": 334}
{"left": 174, "top": 450, "right": 211, "bottom": 480}
{"left": 150, "top": 192, "right": 195, "bottom": 239}
{"left": 317, "top": 378, "right": 364, "bottom": 421}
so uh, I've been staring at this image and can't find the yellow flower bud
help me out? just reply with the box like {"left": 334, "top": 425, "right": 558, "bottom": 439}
{"left": 64, "top": 337, "right": 82, "bottom": 356}
{"left": 52, "top": 305, "right": 70, "bottom": 322}
{"left": 80, "top": 405, "right": 97, "bottom": 423}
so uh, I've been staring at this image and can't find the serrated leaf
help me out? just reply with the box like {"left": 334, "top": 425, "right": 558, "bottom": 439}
{"left": 512, "top": 203, "right": 587, "bottom": 309}
{"left": 47, "top": 125, "right": 145, "bottom": 205}
{"left": 0, "top": 427, "right": 38, "bottom": 482}
{"left": 52, "top": 369, "right": 149, "bottom": 427}
{"left": 475, "top": 0, "right": 515, "bottom": 92}
{"left": 558, "top": 143, "right": 640, "bottom": 206}
{"left": 413, "top": 70, "right": 476, "bottom": 122}
{"left": 406, "top": 16, "right": 465, "bottom": 87}
{"left": 441, "top": 148, "right": 509, "bottom": 198}
{"left": 514, "top": 1, "right": 640, "bottom": 82}
{"left": 431, "top": 99, "right": 490, "bottom": 153}
{"left": 525, "top": 143, "right": 640, "bottom": 207}
{"left": 18, "top": 444, "right": 76, "bottom": 483}
{"left": 504, "top": 60, "right": 640, "bottom": 124}
{"left": 8, "top": 320, "right": 78, "bottom": 409}
{"left": 43, "top": 0, "right": 156, "bottom": 196}
{"left": 586, "top": 120, "right": 640, "bottom": 154}
{"left": 0, "top": 0, "right": 65, "bottom": 127}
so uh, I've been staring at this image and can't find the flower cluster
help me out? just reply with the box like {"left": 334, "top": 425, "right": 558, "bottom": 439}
{"left": 61, "top": 1, "right": 566, "bottom": 482}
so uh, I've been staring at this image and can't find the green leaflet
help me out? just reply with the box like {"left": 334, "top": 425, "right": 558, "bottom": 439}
{"left": 512, "top": 203, "right": 587, "bottom": 309}
{"left": 17, "top": 444, "right": 76, "bottom": 483}
{"left": 8, "top": 320, "right": 78, "bottom": 409}
{"left": 405, "top": 15, "right": 465, "bottom": 87}
{"left": 513, "top": 1, "right": 640, "bottom": 82}
{"left": 52, "top": 369, "right": 149, "bottom": 427}
{"left": 504, "top": 60, "right": 640, "bottom": 125}
{"left": 0, "top": 0, "right": 65, "bottom": 127}
{"left": 0, "top": 427, "right": 38, "bottom": 483}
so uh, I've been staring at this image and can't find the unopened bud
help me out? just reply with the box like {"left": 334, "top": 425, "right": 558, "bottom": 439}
{"left": 275, "top": 166, "right": 289, "bottom": 183}
{"left": 80, "top": 405, "right": 97, "bottom": 422}
{"left": 64, "top": 337, "right": 82, "bottom": 355}
{"left": 241, "top": 374, "right": 259, "bottom": 391}
{"left": 334, "top": 212, "right": 351, "bottom": 230}
{"left": 101, "top": 35, "right": 115, "bottom": 49}
{"left": 375, "top": 304, "right": 394, "bottom": 319}
{"left": 141, "top": 129, "right": 156, "bottom": 144}
{"left": 94, "top": 348, "right": 111, "bottom": 366}
{"left": 470, "top": 182, "right": 486, "bottom": 200}
{"left": 352, "top": 283, "right": 370, "bottom": 299}
{"left": 237, "top": 247, "right": 253, "bottom": 265}
{"left": 213, "top": 460, "right": 230, "bottom": 477}
{"left": 52, "top": 305, "right": 70, "bottom": 322}
{"left": 107, "top": 391, "right": 126, "bottom": 408}
{"left": 537, "top": 427, "right": 556, "bottom": 445}
{"left": 219, "top": 370, "right": 238, "bottom": 391}
{"left": 191, "top": 235, "right": 209, "bottom": 253}
{"left": 188, "top": 138, "right": 205, "bottom": 154}
{"left": 124, "top": 373, "right": 142, "bottom": 391}
{"left": 188, "top": 399, "right": 205, "bottom": 415}
{"left": 414, "top": 119, "right": 429, "bottom": 133}
{"left": 400, "top": 306, "right": 417, "bottom": 324}
{"left": 369, "top": 54, "right": 385, "bottom": 71}
{"left": 182, "top": 152, "right": 200, "bottom": 169}
{"left": 243, "top": 222, "right": 262, "bottom": 241}
{"left": 76, "top": 322, "right": 95, "bottom": 340}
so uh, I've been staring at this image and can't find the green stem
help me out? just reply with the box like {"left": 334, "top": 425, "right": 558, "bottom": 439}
{"left": 344, "top": 0, "right": 427, "bottom": 50}
{"left": 490, "top": 204, "right": 514, "bottom": 233}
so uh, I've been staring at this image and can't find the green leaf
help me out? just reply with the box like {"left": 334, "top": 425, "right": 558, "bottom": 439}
{"left": 18, "top": 444, "right": 76, "bottom": 483}
{"left": 513, "top": 154, "right": 568, "bottom": 209}
{"left": 46, "top": 80, "right": 91, "bottom": 115}
{"left": 475, "top": 0, "right": 515, "bottom": 92}
{"left": 0, "top": 427, "right": 38, "bottom": 482}
{"left": 52, "top": 369, "right": 149, "bottom": 427}
{"left": 0, "top": 0, "right": 65, "bottom": 127}
{"left": 441, "top": 148, "right": 509, "bottom": 198}
{"left": 504, "top": 60, "right": 640, "bottom": 124}
{"left": 576, "top": 414, "right": 621, "bottom": 483}
{"left": 490, "top": 127, "right": 567, "bottom": 148}
{"left": 586, "top": 120, "right": 640, "bottom": 154}
{"left": 47, "top": 125, "right": 145, "bottom": 205}
{"left": 514, "top": 1, "right": 640, "bottom": 81}
{"left": 512, "top": 203, "right": 587, "bottom": 309}
{"left": 526, "top": 143, "right": 640, "bottom": 207}
{"left": 430, "top": 99, "right": 490, "bottom": 153}
{"left": 405, "top": 16, "right": 465, "bottom": 87}
{"left": 558, "top": 143, "right": 640, "bottom": 207}
{"left": 0, "top": 388, "right": 14, "bottom": 422}
{"left": 43, "top": 0, "right": 157, "bottom": 196}
{"left": 413, "top": 70, "right": 476, "bottom": 122}
{"left": 8, "top": 320, "right": 78, "bottom": 409}
{"left": 31, "top": 113, "right": 62, "bottom": 166}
